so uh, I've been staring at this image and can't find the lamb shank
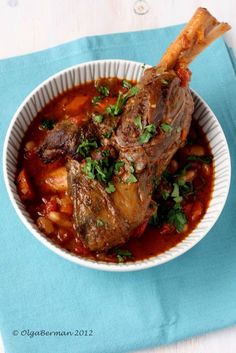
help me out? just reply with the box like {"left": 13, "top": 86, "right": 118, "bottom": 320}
{"left": 38, "top": 8, "right": 230, "bottom": 252}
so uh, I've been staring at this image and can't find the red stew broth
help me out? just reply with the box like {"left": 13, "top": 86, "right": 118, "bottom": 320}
{"left": 16, "top": 78, "right": 214, "bottom": 263}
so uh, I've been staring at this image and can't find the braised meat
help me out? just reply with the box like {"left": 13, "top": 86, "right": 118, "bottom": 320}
{"left": 38, "top": 120, "right": 98, "bottom": 163}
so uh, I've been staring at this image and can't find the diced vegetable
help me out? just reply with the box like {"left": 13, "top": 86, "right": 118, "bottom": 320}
{"left": 37, "top": 216, "right": 55, "bottom": 235}
{"left": 59, "top": 195, "right": 73, "bottom": 215}
{"left": 17, "top": 169, "right": 34, "bottom": 201}
{"left": 180, "top": 128, "right": 188, "bottom": 142}
{"left": 44, "top": 167, "right": 68, "bottom": 192}
{"left": 184, "top": 145, "right": 205, "bottom": 156}
{"left": 65, "top": 95, "right": 89, "bottom": 115}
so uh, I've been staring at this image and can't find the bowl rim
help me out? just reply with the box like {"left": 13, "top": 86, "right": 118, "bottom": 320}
{"left": 3, "top": 59, "right": 232, "bottom": 272}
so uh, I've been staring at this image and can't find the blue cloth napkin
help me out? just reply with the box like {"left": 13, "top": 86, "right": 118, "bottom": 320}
{"left": 1, "top": 25, "right": 236, "bottom": 353}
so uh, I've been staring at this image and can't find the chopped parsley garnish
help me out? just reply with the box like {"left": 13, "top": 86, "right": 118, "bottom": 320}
{"left": 103, "top": 130, "right": 113, "bottom": 139}
{"left": 171, "top": 183, "right": 183, "bottom": 203}
{"left": 175, "top": 163, "right": 192, "bottom": 177}
{"left": 82, "top": 157, "right": 116, "bottom": 193}
{"left": 105, "top": 182, "right": 116, "bottom": 194}
{"left": 126, "top": 174, "right": 138, "bottom": 183}
{"left": 114, "top": 248, "right": 133, "bottom": 263}
{"left": 126, "top": 164, "right": 137, "bottom": 183}
{"left": 167, "top": 203, "right": 187, "bottom": 232}
{"left": 97, "top": 85, "right": 109, "bottom": 97}
{"left": 40, "top": 118, "right": 57, "bottom": 130}
{"left": 149, "top": 210, "right": 159, "bottom": 226}
{"left": 134, "top": 115, "right": 143, "bottom": 130}
{"left": 96, "top": 219, "right": 105, "bottom": 227}
{"left": 102, "top": 150, "right": 110, "bottom": 157}
{"left": 162, "top": 190, "right": 170, "bottom": 200}
{"left": 160, "top": 122, "right": 172, "bottom": 133}
{"left": 106, "top": 86, "right": 140, "bottom": 117}
{"left": 76, "top": 139, "right": 98, "bottom": 158}
{"left": 91, "top": 96, "right": 102, "bottom": 105}
{"left": 98, "top": 86, "right": 109, "bottom": 96}
{"left": 139, "top": 124, "right": 156, "bottom": 144}
{"left": 114, "top": 160, "right": 125, "bottom": 174}
{"left": 93, "top": 114, "right": 103, "bottom": 123}
{"left": 187, "top": 155, "right": 213, "bottom": 164}
{"left": 122, "top": 80, "right": 132, "bottom": 89}
{"left": 82, "top": 157, "right": 111, "bottom": 183}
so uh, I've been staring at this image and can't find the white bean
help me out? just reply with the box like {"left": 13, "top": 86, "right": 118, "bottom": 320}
{"left": 47, "top": 211, "right": 72, "bottom": 229}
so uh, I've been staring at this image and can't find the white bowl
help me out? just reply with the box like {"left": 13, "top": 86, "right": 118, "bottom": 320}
{"left": 3, "top": 60, "right": 231, "bottom": 271}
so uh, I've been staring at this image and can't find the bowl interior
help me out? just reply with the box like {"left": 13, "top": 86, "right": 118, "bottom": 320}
{"left": 3, "top": 60, "right": 231, "bottom": 271}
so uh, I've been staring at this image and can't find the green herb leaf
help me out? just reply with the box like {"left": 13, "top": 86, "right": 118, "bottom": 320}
{"left": 76, "top": 139, "right": 98, "bottom": 157}
{"left": 126, "top": 174, "right": 138, "bottom": 183}
{"left": 175, "top": 163, "right": 192, "bottom": 177}
{"left": 91, "top": 95, "right": 102, "bottom": 105}
{"left": 171, "top": 183, "right": 179, "bottom": 198}
{"left": 139, "top": 124, "right": 156, "bottom": 144}
{"left": 105, "top": 182, "right": 116, "bottom": 193}
{"left": 161, "top": 122, "right": 173, "bottom": 133}
{"left": 101, "top": 150, "right": 110, "bottom": 157}
{"left": 134, "top": 115, "right": 143, "bottom": 130}
{"left": 126, "top": 164, "right": 137, "bottom": 183}
{"left": 96, "top": 219, "right": 105, "bottom": 227}
{"left": 173, "top": 195, "right": 183, "bottom": 203}
{"left": 167, "top": 207, "right": 187, "bottom": 232}
{"left": 149, "top": 210, "right": 159, "bottom": 226}
{"left": 82, "top": 157, "right": 96, "bottom": 179}
{"left": 162, "top": 190, "right": 170, "bottom": 200}
{"left": 97, "top": 85, "right": 109, "bottom": 97}
{"left": 103, "top": 130, "right": 113, "bottom": 139}
{"left": 122, "top": 80, "right": 132, "bottom": 89}
{"left": 114, "top": 160, "right": 125, "bottom": 174}
{"left": 93, "top": 114, "right": 103, "bottom": 123}
{"left": 106, "top": 87, "right": 140, "bottom": 117}
{"left": 128, "top": 86, "right": 140, "bottom": 97}
{"left": 106, "top": 92, "right": 124, "bottom": 116}
{"left": 40, "top": 118, "right": 57, "bottom": 130}
{"left": 187, "top": 155, "right": 213, "bottom": 164}
{"left": 115, "top": 248, "right": 133, "bottom": 262}
{"left": 117, "top": 254, "right": 125, "bottom": 263}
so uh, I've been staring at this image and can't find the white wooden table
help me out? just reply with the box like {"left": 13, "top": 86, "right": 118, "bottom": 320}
{"left": 0, "top": 0, "right": 236, "bottom": 352}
